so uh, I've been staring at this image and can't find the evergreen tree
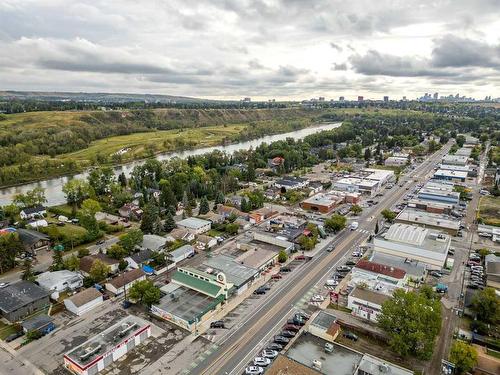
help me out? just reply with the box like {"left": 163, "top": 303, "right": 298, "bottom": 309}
{"left": 240, "top": 197, "right": 250, "bottom": 212}
{"left": 164, "top": 211, "right": 176, "bottom": 232}
{"left": 160, "top": 183, "right": 177, "bottom": 210}
{"left": 51, "top": 250, "right": 64, "bottom": 271}
{"left": 21, "top": 259, "right": 35, "bottom": 281}
{"left": 246, "top": 162, "right": 256, "bottom": 182}
{"left": 182, "top": 191, "right": 192, "bottom": 217}
{"left": 140, "top": 202, "right": 160, "bottom": 234}
{"left": 364, "top": 147, "right": 372, "bottom": 161}
{"left": 118, "top": 172, "right": 127, "bottom": 187}
{"left": 199, "top": 196, "right": 210, "bottom": 215}
{"left": 214, "top": 191, "right": 225, "bottom": 209}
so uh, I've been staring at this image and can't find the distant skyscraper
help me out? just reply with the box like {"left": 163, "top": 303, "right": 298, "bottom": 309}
{"left": 433, "top": 92, "right": 438, "bottom": 100}
{"left": 402, "top": 96, "right": 407, "bottom": 101}
{"left": 383, "top": 96, "right": 389, "bottom": 102}
{"left": 242, "top": 97, "right": 251, "bottom": 102}
{"left": 318, "top": 97, "right": 325, "bottom": 101}
{"left": 339, "top": 96, "right": 345, "bottom": 102}
{"left": 357, "top": 96, "right": 364, "bottom": 102}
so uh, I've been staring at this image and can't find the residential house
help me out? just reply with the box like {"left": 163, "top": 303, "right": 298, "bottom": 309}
{"left": 17, "top": 228, "right": 50, "bottom": 255}
{"left": 216, "top": 204, "right": 248, "bottom": 219}
{"left": 267, "top": 156, "right": 285, "bottom": 171}
{"left": 166, "top": 228, "right": 195, "bottom": 243}
{"left": 20, "top": 205, "right": 46, "bottom": 220}
{"left": 36, "top": 270, "right": 84, "bottom": 293}
{"left": 64, "top": 288, "right": 104, "bottom": 316}
{"left": 249, "top": 207, "right": 277, "bottom": 224}
{"left": 105, "top": 268, "right": 146, "bottom": 295}
{"left": 0, "top": 281, "right": 50, "bottom": 322}
{"left": 196, "top": 234, "right": 217, "bottom": 250}
{"left": 79, "top": 254, "right": 120, "bottom": 276}
{"left": 177, "top": 217, "right": 211, "bottom": 235}
{"left": 125, "top": 249, "right": 154, "bottom": 269}
{"left": 198, "top": 211, "right": 225, "bottom": 224}
{"left": 274, "top": 176, "right": 309, "bottom": 191}
{"left": 118, "top": 203, "right": 143, "bottom": 220}
{"left": 168, "top": 245, "right": 195, "bottom": 264}
{"left": 141, "top": 234, "right": 168, "bottom": 252}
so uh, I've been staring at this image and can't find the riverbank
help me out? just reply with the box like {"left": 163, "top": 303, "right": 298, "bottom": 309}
{"left": 0, "top": 122, "right": 342, "bottom": 206}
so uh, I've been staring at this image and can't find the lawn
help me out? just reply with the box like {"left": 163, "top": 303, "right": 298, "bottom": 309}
{"left": 0, "top": 321, "right": 19, "bottom": 340}
{"left": 479, "top": 196, "right": 500, "bottom": 226}
{"left": 56, "top": 124, "right": 247, "bottom": 163}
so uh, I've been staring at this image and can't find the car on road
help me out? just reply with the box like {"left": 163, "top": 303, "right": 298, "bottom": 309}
{"left": 253, "top": 357, "right": 271, "bottom": 367}
{"left": 245, "top": 366, "right": 264, "bottom": 375}
{"left": 266, "top": 343, "right": 283, "bottom": 351}
{"left": 210, "top": 320, "right": 225, "bottom": 329}
{"left": 274, "top": 335, "right": 290, "bottom": 344}
{"left": 336, "top": 265, "right": 352, "bottom": 272}
{"left": 253, "top": 287, "right": 267, "bottom": 295}
{"left": 327, "top": 245, "right": 336, "bottom": 252}
{"left": 271, "top": 273, "right": 283, "bottom": 280}
{"left": 343, "top": 331, "right": 359, "bottom": 341}
{"left": 345, "top": 260, "right": 357, "bottom": 266}
{"left": 262, "top": 349, "right": 279, "bottom": 359}
{"left": 311, "top": 295, "right": 325, "bottom": 302}
{"left": 349, "top": 222, "right": 359, "bottom": 230}
{"left": 281, "top": 330, "right": 296, "bottom": 338}
{"left": 0, "top": 282, "right": 10, "bottom": 288}
{"left": 280, "top": 266, "right": 292, "bottom": 273}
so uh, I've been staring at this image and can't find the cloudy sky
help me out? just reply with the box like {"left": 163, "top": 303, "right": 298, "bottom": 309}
{"left": 1, "top": 0, "right": 500, "bottom": 100}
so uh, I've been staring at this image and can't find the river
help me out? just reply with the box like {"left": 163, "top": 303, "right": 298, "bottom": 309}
{"left": 0, "top": 122, "right": 341, "bottom": 206}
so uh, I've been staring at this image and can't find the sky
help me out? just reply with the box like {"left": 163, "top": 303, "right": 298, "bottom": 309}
{"left": 1, "top": 0, "right": 500, "bottom": 100}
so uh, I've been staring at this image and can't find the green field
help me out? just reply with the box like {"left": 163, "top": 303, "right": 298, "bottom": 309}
{"left": 57, "top": 124, "right": 246, "bottom": 163}
{"left": 479, "top": 196, "right": 500, "bottom": 226}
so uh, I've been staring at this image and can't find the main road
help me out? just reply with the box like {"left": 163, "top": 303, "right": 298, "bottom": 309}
{"left": 195, "top": 142, "right": 452, "bottom": 375}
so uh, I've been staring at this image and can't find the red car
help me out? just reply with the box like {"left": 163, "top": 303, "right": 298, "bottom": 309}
{"left": 283, "top": 324, "right": 300, "bottom": 332}
{"left": 296, "top": 255, "right": 306, "bottom": 260}
{"left": 271, "top": 273, "right": 283, "bottom": 280}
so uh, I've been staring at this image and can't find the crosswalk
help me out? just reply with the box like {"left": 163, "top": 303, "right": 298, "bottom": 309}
{"left": 356, "top": 228, "right": 372, "bottom": 235}
{"left": 182, "top": 344, "right": 219, "bottom": 374}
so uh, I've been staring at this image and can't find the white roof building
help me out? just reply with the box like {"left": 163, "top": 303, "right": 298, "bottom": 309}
{"left": 64, "top": 288, "right": 104, "bottom": 316}
{"left": 176, "top": 217, "right": 211, "bottom": 234}
{"left": 36, "top": 270, "right": 84, "bottom": 293}
{"left": 442, "top": 154, "right": 468, "bottom": 166}
{"left": 373, "top": 223, "right": 450, "bottom": 270}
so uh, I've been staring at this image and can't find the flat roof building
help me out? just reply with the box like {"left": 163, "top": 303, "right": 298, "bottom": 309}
{"left": 348, "top": 287, "right": 391, "bottom": 322}
{"left": 455, "top": 148, "right": 472, "bottom": 157}
{"left": 374, "top": 223, "right": 451, "bottom": 270}
{"left": 395, "top": 208, "right": 460, "bottom": 235}
{"left": 442, "top": 154, "right": 469, "bottom": 166}
{"left": 385, "top": 156, "right": 408, "bottom": 167}
{"left": 36, "top": 270, "right": 84, "bottom": 293}
{"left": 63, "top": 316, "right": 151, "bottom": 375}
{"left": 407, "top": 198, "right": 454, "bottom": 214}
{"left": 433, "top": 169, "right": 467, "bottom": 182}
{"left": 370, "top": 252, "right": 427, "bottom": 283}
{"left": 485, "top": 254, "right": 500, "bottom": 290}
{"left": 300, "top": 192, "right": 344, "bottom": 213}
{"left": 417, "top": 187, "right": 460, "bottom": 205}
{"left": 176, "top": 217, "right": 211, "bottom": 234}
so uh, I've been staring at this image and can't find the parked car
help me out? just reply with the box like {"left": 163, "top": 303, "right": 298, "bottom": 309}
{"left": 5, "top": 331, "right": 23, "bottom": 342}
{"left": 351, "top": 251, "right": 362, "bottom": 257}
{"left": 343, "top": 331, "right": 358, "bottom": 341}
{"left": 295, "top": 311, "right": 310, "bottom": 320}
{"left": 261, "top": 285, "right": 272, "bottom": 291}
{"left": 253, "top": 287, "right": 267, "bottom": 295}
{"left": 271, "top": 273, "right": 283, "bottom": 280}
{"left": 253, "top": 357, "right": 271, "bottom": 367}
{"left": 283, "top": 324, "right": 300, "bottom": 332}
{"left": 245, "top": 366, "right": 264, "bottom": 375}
{"left": 266, "top": 344, "right": 283, "bottom": 351}
{"left": 467, "top": 283, "right": 479, "bottom": 289}
{"left": 345, "top": 260, "right": 357, "bottom": 266}
{"left": 281, "top": 330, "right": 296, "bottom": 338}
{"left": 210, "top": 320, "right": 225, "bottom": 329}
{"left": 325, "top": 279, "right": 338, "bottom": 287}
{"left": 274, "top": 335, "right": 290, "bottom": 344}
{"left": 334, "top": 272, "right": 345, "bottom": 279}
{"left": 262, "top": 349, "right": 279, "bottom": 359}
{"left": 311, "top": 295, "right": 325, "bottom": 302}
{"left": 296, "top": 255, "right": 306, "bottom": 260}
{"left": 337, "top": 265, "right": 352, "bottom": 272}
{"left": 430, "top": 271, "right": 443, "bottom": 278}
{"left": 287, "top": 317, "right": 305, "bottom": 326}
{"left": 0, "top": 282, "right": 10, "bottom": 289}
{"left": 280, "top": 266, "right": 292, "bottom": 273}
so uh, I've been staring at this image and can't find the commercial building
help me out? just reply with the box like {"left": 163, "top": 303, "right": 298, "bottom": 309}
{"left": 455, "top": 148, "right": 472, "bottom": 157}
{"left": 373, "top": 223, "right": 451, "bottom": 270}
{"left": 407, "top": 198, "right": 454, "bottom": 214}
{"left": 176, "top": 217, "right": 211, "bottom": 235}
{"left": 202, "top": 254, "right": 259, "bottom": 295}
{"left": 300, "top": 192, "right": 344, "bottom": 213}
{"left": 370, "top": 252, "right": 426, "bottom": 284}
{"left": 63, "top": 317, "right": 151, "bottom": 375}
{"left": 442, "top": 154, "right": 468, "bottom": 166}
{"left": 417, "top": 185, "right": 460, "bottom": 205}
{"left": 478, "top": 224, "right": 500, "bottom": 242}
{"left": 171, "top": 267, "right": 233, "bottom": 300}
{"left": 305, "top": 310, "right": 340, "bottom": 343}
{"left": 64, "top": 288, "right": 104, "bottom": 316}
{"left": 433, "top": 169, "right": 467, "bottom": 183}
{"left": 105, "top": 269, "right": 146, "bottom": 296}
{"left": 333, "top": 177, "right": 379, "bottom": 197}
{"left": 395, "top": 208, "right": 460, "bottom": 235}
{"left": 384, "top": 156, "right": 408, "bottom": 167}
{"left": 36, "top": 270, "right": 84, "bottom": 294}
{"left": 352, "top": 259, "right": 407, "bottom": 288}
{"left": 0, "top": 281, "right": 50, "bottom": 322}
{"left": 347, "top": 287, "right": 391, "bottom": 322}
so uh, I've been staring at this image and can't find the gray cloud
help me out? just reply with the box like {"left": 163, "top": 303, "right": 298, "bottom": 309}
{"left": 332, "top": 62, "right": 348, "bottom": 71}
{"left": 330, "top": 42, "right": 343, "bottom": 51}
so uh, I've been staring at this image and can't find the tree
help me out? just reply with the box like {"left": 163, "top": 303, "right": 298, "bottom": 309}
{"left": 21, "top": 259, "right": 35, "bottom": 281}
{"left": 140, "top": 202, "right": 160, "bottom": 234}
{"left": 13, "top": 187, "right": 47, "bottom": 208}
{"left": 164, "top": 212, "right": 176, "bottom": 233}
{"left": 214, "top": 191, "right": 225, "bottom": 206}
{"left": 350, "top": 205, "right": 363, "bottom": 215}
{"left": 278, "top": 250, "right": 288, "bottom": 263}
{"left": 128, "top": 280, "right": 161, "bottom": 306}
{"left": 449, "top": 341, "right": 477, "bottom": 374}
{"left": 87, "top": 167, "right": 114, "bottom": 196}
{"left": 77, "top": 248, "right": 90, "bottom": 258}
{"left": 299, "top": 235, "right": 316, "bottom": 251}
{"left": 89, "top": 259, "right": 110, "bottom": 282}
{"left": 381, "top": 209, "right": 397, "bottom": 222}
{"left": 80, "top": 199, "right": 102, "bottom": 217}
{"left": 119, "top": 229, "right": 144, "bottom": 253}
{"left": 240, "top": 197, "right": 250, "bottom": 212}
{"left": 456, "top": 135, "right": 466, "bottom": 148}
{"left": 364, "top": 148, "right": 372, "bottom": 161}
{"left": 159, "top": 182, "right": 177, "bottom": 210}
{"left": 63, "top": 254, "right": 80, "bottom": 271}
{"left": 62, "top": 179, "right": 93, "bottom": 214}
{"left": 118, "top": 172, "right": 127, "bottom": 187}
{"left": 225, "top": 223, "right": 239, "bottom": 235}
{"left": 472, "top": 287, "right": 500, "bottom": 324}
{"left": 182, "top": 191, "right": 192, "bottom": 217}
{"left": 50, "top": 250, "right": 64, "bottom": 271}
{"left": 0, "top": 233, "right": 24, "bottom": 274}
{"left": 378, "top": 289, "right": 441, "bottom": 359}
{"left": 246, "top": 162, "right": 256, "bottom": 182}
{"left": 324, "top": 214, "right": 347, "bottom": 233}
{"left": 107, "top": 244, "right": 128, "bottom": 260}
{"left": 119, "top": 259, "right": 129, "bottom": 271}
{"left": 199, "top": 196, "right": 210, "bottom": 215}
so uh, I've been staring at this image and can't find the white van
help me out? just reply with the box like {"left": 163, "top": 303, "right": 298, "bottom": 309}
{"left": 325, "top": 279, "right": 338, "bottom": 287}
{"left": 349, "top": 222, "right": 359, "bottom": 230}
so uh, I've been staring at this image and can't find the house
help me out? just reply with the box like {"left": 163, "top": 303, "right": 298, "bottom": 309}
{"left": 36, "top": 270, "right": 84, "bottom": 293}
{"left": 125, "top": 249, "right": 154, "bottom": 269}
{"left": 274, "top": 176, "right": 309, "bottom": 191}
{"left": 118, "top": 203, "right": 143, "bottom": 220}
{"left": 141, "top": 234, "right": 167, "bottom": 252}
{"left": 347, "top": 287, "right": 391, "bottom": 322}
{"left": 226, "top": 195, "right": 243, "bottom": 208}
{"left": 21, "top": 314, "right": 55, "bottom": 335}
{"left": 216, "top": 204, "right": 247, "bottom": 219}
{"left": 177, "top": 217, "right": 211, "bottom": 235}
{"left": 79, "top": 254, "right": 120, "bottom": 276}
{"left": 234, "top": 217, "right": 251, "bottom": 230}
{"left": 249, "top": 207, "right": 276, "bottom": 223}
{"left": 95, "top": 212, "right": 131, "bottom": 228}
{"left": 168, "top": 245, "right": 195, "bottom": 264}
{"left": 20, "top": 205, "right": 46, "bottom": 220}
{"left": 306, "top": 310, "right": 341, "bottom": 343}
{"left": 267, "top": 156, "right": 285, "bottom": 171}
{"left": 198, "top": 211, "right": 225, "bottom": 224}
{"left": 17, "top": 228, "right": 50, "bottom": 255}
{"left": 105, "top": 268, "right": 146, "bottom": 295}
{"left": 146, "top": 188, "right": 161, "bottom": 200}
{"left": 64, "top": 288, "right": 104, "bottom": 316}
{"left": 0, "top": 281, "right": 50, "bottom": 322}
{"left": 264, "top": 188, "right": 281, "bottom": 200}
{"left": 307, "top": 181, "right": 324, "bottom": 196}
{"left": 166, "top": 228, "right": 195, "bottom": 243}
{"left": 196, "top": 234, "right": 217, "bottom": 249}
